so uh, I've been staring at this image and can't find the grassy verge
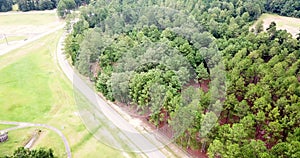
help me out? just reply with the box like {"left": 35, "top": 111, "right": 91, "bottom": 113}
{"left": 0, "top": 36, "right": 27, "bottom": 45}
{"left": 0, "top": 30, "right": 125, "bottom": 157}
{"left": 0, "top": 124, "right": 15, "bottom": 130}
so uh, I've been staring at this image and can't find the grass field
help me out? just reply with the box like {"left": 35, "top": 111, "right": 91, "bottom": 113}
{"left": 252, "top": 13, "right": 300, "bottom": 37}
{"left": 0, "top": 10, "right": 62, "bottom": 52}
{"left": 0, "top": 36, "right": 27, "bottom": 45}
{"left": 0, "top": 127, "right": 35, "bottom": 155}
{"left": 0, "top": 127, "right": 63, "bottom": 156}
{"left": 0, "top": 12, "right": 127, "bottom": 157}
{"left": 0, "top": 124, "right": 15, "bottom": 130}
{"left": 0, "top": 12, "right": 58, "bottom": 26}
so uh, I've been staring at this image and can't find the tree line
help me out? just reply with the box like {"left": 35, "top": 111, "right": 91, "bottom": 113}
{"left": 265, "top": 0, "right": 300, "bottom": 17}
{"left": 4, "top": 147, "right": 55, "bottom": 158}
{"left": 0, "top": 0, "right": 89, "bottom": 12}
{"left": 18, "top": 0, "right": 58, "bottom": 11}
{"left": 64, "top": 0, "right": 300, "bottom": 157}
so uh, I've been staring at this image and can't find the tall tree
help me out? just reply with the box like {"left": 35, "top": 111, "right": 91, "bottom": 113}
{"left": 57, "top": 0, "right": 76, "bottom": 18}
{"left": 0, "top": 0, "right": 13, "bottom": 12}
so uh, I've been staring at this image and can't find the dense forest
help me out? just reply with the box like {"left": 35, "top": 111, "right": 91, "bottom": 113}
{"left": 64, "top": 0, "right": 300, "bottom": 157}
{"left": 0, "top": 0, "right": 89, "bottom": 12}
{"left": 266, "top": 0, "right": 300, "bottom": 17}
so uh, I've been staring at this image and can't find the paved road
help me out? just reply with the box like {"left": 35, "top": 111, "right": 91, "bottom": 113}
{"left": 0, "top": 121, "right": 72, "bottom": 158}
{"left": 57, "top": 32, "right": 167, "bottom": 157}
{"left": 0, "top": 23, "right": 168, "bottom": 157}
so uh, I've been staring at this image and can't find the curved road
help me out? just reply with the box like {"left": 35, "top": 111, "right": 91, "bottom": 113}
{"left": 0, "top": 25, "right": 169, "bottom": 157}
{"left": 57, "top": 32, "right": 168, "bottom": 157}
{"left": 0, "top": 121, "right": 71, "bottom": 158}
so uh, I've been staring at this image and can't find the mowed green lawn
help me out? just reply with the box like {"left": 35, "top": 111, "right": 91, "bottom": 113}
{"left": 0, "top": 13, "right": 126, "bottom": 158}
{"left": 0, "top": 46, "right": 53, "bottom": 121}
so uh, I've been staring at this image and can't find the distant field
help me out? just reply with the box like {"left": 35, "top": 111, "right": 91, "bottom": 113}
{"left": 0, "top": 11, "right": 60, "bottom": 34}
{"left": 0, "top": 13, "right": 57, "bottom": 26}
{"left": 0, "top": 10, "right": 62, "bottom": 51}
{"left": 252, "top": 13, "right": 300, "bottom": 37}
{"left": 0, "top": 14, "right": 125, "bottom": 157}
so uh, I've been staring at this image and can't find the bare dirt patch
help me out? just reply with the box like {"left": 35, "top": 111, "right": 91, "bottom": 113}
{"left": 251, "top": 13, "right": 300, "bottom": 38}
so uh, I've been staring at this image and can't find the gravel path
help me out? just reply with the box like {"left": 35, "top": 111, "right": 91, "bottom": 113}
{"left": 0, "top": 121, "right": 72, "bottom": 158}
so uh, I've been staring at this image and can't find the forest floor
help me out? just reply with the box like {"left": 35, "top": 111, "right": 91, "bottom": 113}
{"left": 0, "top": 11, "right": 128, "bottom": 158}
{"left": 251, "top": 13, "right": 300, "bottom": 38}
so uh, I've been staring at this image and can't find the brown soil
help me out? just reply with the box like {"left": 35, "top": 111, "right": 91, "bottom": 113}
{"left": 200, "top": 80, "right": 210, "bottom": 92}
{"left": 187, "top": 148, "right": 208, "bottom": 158}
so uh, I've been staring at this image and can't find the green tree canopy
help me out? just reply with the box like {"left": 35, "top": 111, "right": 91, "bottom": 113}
{"left": 4, "top": 147, "right": 55, "bottom": 158}
{"left": 57, "top": 0, "right": 76, "bottom": 18}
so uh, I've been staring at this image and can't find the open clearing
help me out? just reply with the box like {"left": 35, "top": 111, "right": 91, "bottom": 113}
{"left": 0, "top": 11, "right": 126, "bottom": 158}
{"left": 0, "top": 10, "right": 62, "bottom": 51}
{"left": 252, "top": 13, "right": 300, "bottom": 37}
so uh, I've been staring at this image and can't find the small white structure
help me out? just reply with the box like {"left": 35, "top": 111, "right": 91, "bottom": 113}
{"left": 0, "top": 131, "right": 8, "bottom": 142}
